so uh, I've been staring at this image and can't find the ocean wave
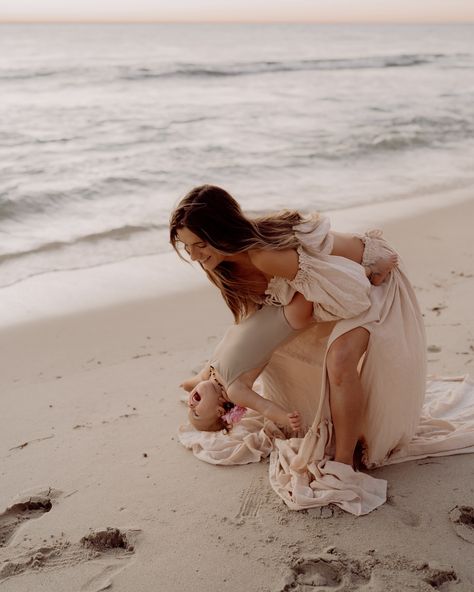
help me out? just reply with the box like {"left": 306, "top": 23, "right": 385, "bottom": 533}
{"left": 0, "top": 223, "right": 166, "bottom": 266}
{"left": 0, "top": 187, "right": 99, "bottom": 218}
{"left": 0, "top": 65, "right": 99, "bottom": 82}
{"left": 1, "top": 52, "right": 467, "bottom": 83}
{"left": 0, "top": 133, "right": 83, "bottom": 148}
{"left": 0, "top": 176, "right": 149, "bottom": 219}
{"left": 120, "top": 53, "right": 464, "bottom": 80}
{"left": 0, "top": 68, "right": 58, "bottom": 81}
{"left": 367, "top": 115, "right": 474, "bottom": 152}
{"left": 295, "top": 114, "right": 474, "bottom": 161}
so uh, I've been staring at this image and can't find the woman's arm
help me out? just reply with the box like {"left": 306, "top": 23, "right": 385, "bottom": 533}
{"left": 227, "top": 379, "right": 301, "bottom": 431}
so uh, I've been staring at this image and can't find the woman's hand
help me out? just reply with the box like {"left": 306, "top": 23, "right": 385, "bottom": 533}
{"left": 287, "top": 411, "right": 302, "bottom": 432}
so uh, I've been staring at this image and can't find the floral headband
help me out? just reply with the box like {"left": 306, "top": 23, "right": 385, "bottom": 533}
{"left": 222, "top": 405, "right": 247, "bottom": 425}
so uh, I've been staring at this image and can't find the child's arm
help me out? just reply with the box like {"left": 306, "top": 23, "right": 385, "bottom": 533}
{"left": 180, "top": 362, "right": 211, "bottom": 392}
{"left": 227, "top": 379, "right": 301, "bottom": 432}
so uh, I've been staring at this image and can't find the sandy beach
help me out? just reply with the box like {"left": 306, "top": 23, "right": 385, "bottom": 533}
{"left": 1, "top": 192, "right": 474, "bottom": 591}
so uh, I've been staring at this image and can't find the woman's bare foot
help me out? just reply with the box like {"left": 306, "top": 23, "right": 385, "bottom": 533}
{"left": 366, "top": 253, "right": 399, "bottom": 286}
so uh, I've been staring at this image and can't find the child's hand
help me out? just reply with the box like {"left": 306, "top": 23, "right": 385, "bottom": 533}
{"left": 288, "top": 411, "right": 301, "bottom": 432}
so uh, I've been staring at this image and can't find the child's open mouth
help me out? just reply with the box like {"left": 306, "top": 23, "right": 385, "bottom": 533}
{"left": 193, "top": 392, "right": 201, "bottom": 402}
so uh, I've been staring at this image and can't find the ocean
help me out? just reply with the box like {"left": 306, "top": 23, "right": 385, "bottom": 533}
{"left": 1, "top": 23, "right": 473, "bottom": 288}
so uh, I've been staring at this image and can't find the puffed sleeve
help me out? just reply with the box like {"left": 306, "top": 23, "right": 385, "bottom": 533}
{"left": 293, "top": 213, "right": 334, "bottom": 255}
{"left": 264, "top": 214, "right": 371, "bottom": 321}
{"left": 290, "top": 248, "right": 371, "bottom": 321}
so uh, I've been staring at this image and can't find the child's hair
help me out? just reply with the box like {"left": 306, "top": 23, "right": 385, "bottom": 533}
{"left": 170, "top": 184, "right": 318, "bottom": 322}
{"left": 188, "top": 411, "right": 230, "bottom": 432}
{"left": 188, "top": 399, "right": 237, "bottom": 433}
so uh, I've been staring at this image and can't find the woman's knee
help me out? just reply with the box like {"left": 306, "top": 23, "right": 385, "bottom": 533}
{"left": 327, "top": 344, "right": 356, "bottom": 384}
{"left": 327, "top": 330, "right": 369, "bottom": 384}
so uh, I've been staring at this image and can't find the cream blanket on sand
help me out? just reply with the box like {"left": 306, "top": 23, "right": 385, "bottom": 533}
{"left": 178, "top": 221, "right": 474, "bottom": 515}
{"left": 178, "top": 361, "right": 474, "bottom": 515}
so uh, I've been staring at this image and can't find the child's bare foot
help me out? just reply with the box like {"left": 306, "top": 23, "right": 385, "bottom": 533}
{"left": 180, "top": 376, "right": 200, "bottom": 392}
{"left": 367, "top": 253, "right": 398, "bottom": 286}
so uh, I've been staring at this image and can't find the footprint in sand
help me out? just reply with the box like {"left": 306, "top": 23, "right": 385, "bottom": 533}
{"left": 279, "top": 550, "right": 458, "bottom": 591}
{"left": 0, "top": 496, "right": 53, "bottom": 548}
{"left": 236, "top": 474, "right": 266, "bottom": 520}
{"left": 0, "top": 527, "right": 140, "bottom": 591}
{"left": 385, "top": 496, "right": 421, "bottom": 527}
{"left": 449, "top": 505, "right": 474, "bottom": 544}
{"left": 279, "top": 554, "right": 370, "bottom": 591}
{"left": 424, "top": 568, "right": 458, "bottom": 590}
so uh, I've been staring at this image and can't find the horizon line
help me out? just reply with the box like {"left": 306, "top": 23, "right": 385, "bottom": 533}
{"left": 1, "top": 19, "right": 474, "bottom": 25}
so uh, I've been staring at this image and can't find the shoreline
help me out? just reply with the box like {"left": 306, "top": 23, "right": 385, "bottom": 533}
{"left": 1, "top": 190, "right": 473, "bottom": 591}
{"left": 1, "top": 182, "right": 473, "bottom": 329}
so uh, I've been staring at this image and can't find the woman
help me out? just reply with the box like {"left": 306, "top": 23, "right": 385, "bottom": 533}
{"left": 170, "top": 185, "right": 421, "bottom": 473}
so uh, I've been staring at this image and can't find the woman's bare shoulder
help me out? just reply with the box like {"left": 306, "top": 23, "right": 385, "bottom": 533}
{"left": 248, "top": 248, "right": 299, "bottom": 280}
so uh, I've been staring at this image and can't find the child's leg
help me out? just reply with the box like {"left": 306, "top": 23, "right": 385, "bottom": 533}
{"left": 284, "top": 292, "right": 313, "bottom": 330}
{"left": 331, "top": 230, "right": 398, "bottom": 286}
{"left": 364, "top": 253, "right": 399, "bottom": 286}
{"left": 180, "top": 375, "right": 202, "bottom": 392}
{"left": 180, "top": 363, "right": 211, "bottom": 392}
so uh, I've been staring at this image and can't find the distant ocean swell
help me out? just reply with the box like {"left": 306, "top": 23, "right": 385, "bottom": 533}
{"left": 317, "top": 115, "right": 474, "bottom": 157}
{"left": 1, "top": 114, "right": 472, "bottom": 225}
{"left": 0, "top": 53, "right": 468, "bottom": 83}
{"left": 0, "top": 177, "right": 152, "bottom": 219}
{"left": 0, "top": 222, "right": 168, "bottom": 263}
{"left": 124, "top": 53, "right": 456, "bottom": 79}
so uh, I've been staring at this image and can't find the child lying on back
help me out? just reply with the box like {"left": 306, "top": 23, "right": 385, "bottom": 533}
{"left": 185, "top": 293, "right": 312, "bottom": 433}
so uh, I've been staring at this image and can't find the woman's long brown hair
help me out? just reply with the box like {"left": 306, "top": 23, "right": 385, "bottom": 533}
{"left": 170, "top": 185, "right": 317, "bottom": 322}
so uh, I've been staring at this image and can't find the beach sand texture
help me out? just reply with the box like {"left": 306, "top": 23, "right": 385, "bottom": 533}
{"left": 1, "top": 196, "right": 474, "bottom": 591}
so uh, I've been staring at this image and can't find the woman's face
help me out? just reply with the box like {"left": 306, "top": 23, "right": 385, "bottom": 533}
{"left": 176, "top": 227, "right": 224, "bottom": 271}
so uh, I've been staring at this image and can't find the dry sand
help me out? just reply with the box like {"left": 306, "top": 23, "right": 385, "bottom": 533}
{"left": 1, "top": 195, "right": 474, "bottom": 591}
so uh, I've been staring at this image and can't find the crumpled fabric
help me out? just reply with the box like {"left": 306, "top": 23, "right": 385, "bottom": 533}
{"left": 178, "top": 376, "right": 474, "bottom": 516}
{"left": 264, "top": 215, "right": 372, "bottom": 321}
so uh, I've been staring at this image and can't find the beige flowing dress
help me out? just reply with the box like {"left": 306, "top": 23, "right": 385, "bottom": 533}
{"left": 178, "top": 215, "right": 474, "bottom": 515}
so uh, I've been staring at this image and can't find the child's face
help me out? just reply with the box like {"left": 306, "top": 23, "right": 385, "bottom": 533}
{"left": 187, "top": 380, "right": 223, "bottom": 424}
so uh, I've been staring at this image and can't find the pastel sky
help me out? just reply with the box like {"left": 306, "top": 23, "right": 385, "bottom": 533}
{"left": 1, "top": 0, "right": 474, "bottom": 23}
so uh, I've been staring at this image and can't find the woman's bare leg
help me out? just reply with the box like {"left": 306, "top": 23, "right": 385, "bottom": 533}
{"left": 326, "top": 327, "right": 370, "bottom": 466}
